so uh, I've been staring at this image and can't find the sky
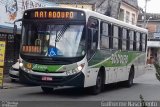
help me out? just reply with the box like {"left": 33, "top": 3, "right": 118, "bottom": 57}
{"left": 138, "top": 0, "right": 160, "bottom": 13}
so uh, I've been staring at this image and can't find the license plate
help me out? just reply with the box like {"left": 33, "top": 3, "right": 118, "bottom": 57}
{"left": 42, "top": 76, "right": 52, "bottom": 81}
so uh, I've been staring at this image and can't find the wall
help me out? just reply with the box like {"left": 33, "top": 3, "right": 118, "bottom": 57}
{"left": 120, "top": 2, "right": 138, "bottom": 25}
{"left": 59, "top": 4, "right": 93, "bottom": 10}
{"left": 138, "top": 21, "right": 160, "bottom": 39}
{"left": 96, "top": 0, "right": 121, "bottom": 19}
{"left": 0, "top": 0, "right": 56, "bottom": 28}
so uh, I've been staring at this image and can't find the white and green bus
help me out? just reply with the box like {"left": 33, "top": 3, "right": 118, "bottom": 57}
{"left": 16, "top": 7, "right": 148, "bottom": 94}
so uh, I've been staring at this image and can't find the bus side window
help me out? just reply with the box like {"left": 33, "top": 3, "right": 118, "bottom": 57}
{"left": 87, "top": 18, "right": 99, "bottom": 60}
{"left": 133, "top": 31, "right": 137, "bottom": 51}
{"left": 113, "top": 26, "right": 118, "bottom": 49}
{"left": 129, "top": 31, "right": 134, "bottom": 51}
{"left": 122, "top": 28, "right": 127, "bottom": 50}
{"left": 118, "top": 27, "right": 122, "bottom": 50}
{"left": 139, "top": 33, "right": 143, "bottom": 51}
{"left": 136, "top": 32, "right": 140, "bottom": 51}
{"left": 126, "top": 29, "right": 130, "bottom": 50}
{"left": 142, "top": 34, "right": 146, "bottom": 51}
{"left": 100, "top": 22, "right": 109, "bottom": 49}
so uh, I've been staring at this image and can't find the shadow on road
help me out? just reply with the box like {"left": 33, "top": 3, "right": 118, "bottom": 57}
{"left": 21, "top": 82, "right": 139, "bottom": 97}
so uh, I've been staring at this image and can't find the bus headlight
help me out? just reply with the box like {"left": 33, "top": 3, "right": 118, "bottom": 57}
{"left": 19, "top": 62, "right": 31, "bottom": 73}
{"left": 66, "top": 64, "right": 85, "bottom": 76}
{"left": 19, "top": 62, "right": 25, "bottom": 70}
{"left": 19, "top": 63, "right": 23, "bottom": 67}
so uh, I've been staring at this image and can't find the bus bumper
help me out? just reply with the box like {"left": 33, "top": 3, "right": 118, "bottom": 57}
{"left": 19, "top": 69, "right": 85, "bottom": 87}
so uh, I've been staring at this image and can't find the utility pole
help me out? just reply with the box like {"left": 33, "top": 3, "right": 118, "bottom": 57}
{"left": 143, "top": 0, "right": 151, "bottom": 28}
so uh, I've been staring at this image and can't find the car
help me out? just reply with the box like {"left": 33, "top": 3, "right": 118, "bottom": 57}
{"left": 9, "top": 61, "right": 19, "bottom": 82}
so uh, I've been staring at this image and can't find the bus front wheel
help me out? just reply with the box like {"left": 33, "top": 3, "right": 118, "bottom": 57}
{"left": 90, "top": 72, "right": 103, "bottom": 95}
{"left": 41, "top": 86, "right": 54, "bottom": 93}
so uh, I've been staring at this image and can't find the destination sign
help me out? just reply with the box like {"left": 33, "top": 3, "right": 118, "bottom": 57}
{"left": 34, "top": 11, "right": 74, "bottom": 19}
{"left": 22, "top": 46, "right": 41, "bottom": 53}
{"left": 23, "top": 9, "right": 85, "bottom": 20}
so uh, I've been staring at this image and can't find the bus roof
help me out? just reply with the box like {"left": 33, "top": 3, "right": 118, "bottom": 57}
{"left": 24, "top": 7, "right": 148, "bottom": 33}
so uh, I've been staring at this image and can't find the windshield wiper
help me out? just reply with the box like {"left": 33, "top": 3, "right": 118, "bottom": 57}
{"left": 55, "top": 24, "right": 70, "bottom": 42}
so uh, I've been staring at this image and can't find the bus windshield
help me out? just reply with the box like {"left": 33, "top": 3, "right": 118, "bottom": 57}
{"left": 21, "top": 21, "right": 86, "bottom": 58}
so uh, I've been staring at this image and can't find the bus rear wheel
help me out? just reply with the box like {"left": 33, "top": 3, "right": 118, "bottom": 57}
{"left": 125, "top": 68, "right": 134, "bottom": 88}
{"left": 90, "top": 72, "right": 103, "bottom": 95}
{"left": 41, "top": 86, "right": 54, "bottom": 93}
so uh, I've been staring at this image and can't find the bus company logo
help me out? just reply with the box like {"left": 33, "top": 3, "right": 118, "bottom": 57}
{"left": 26, "top": 63, "right": 32, "bottom": 69}
{"left": 32, "top": 64, "right": 47, "bottom": 71}
{"left": 111, "top": 54, "right": 128, "bottom": 64}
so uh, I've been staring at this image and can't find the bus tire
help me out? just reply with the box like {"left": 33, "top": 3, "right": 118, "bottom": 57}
{"left": 90, "top": 72, "right": 103, "bottom": 95}
{"left": 41, "top": 86, "right": 54, "bottom": 93}
{"left": 19, "top": 69, "right": 35, "bottom": 85}
{"left": 125, "top": 67, "right": 134, "bottom": 88}
{"left": 19, "top": 70, "right": 29, "bottom": 84}
{"left": 11, "top": 79, "right": 16, "bottom": 82}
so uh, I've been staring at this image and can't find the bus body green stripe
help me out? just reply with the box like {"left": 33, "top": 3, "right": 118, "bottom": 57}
{"left": 23, "top": 61, "right": 62, "bottom": 72}
{"left": 88, "top": 50, "right": 145, "bottom": 68}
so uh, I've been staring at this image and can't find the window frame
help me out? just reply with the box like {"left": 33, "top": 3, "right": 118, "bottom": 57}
{"left": 100, "top": 22, "right": 109, "bottom": 49}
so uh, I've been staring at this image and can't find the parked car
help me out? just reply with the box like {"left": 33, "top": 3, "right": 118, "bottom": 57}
{"left": 9, "top": 61, "right": 19, "bottom": 82}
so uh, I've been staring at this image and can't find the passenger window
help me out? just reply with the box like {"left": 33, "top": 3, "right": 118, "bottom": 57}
{"left": 142, "top": 34, "right": 147, "bottom": 51}
{"left": 136, "top": 32, "right": 140, "bottom": 51}
{"left": 118, "top": 27, "right": 122, "bottom": 50}
{"left": 139, "top": 33, "right": 143, "bottom": 51}
{"left": 133, "top": 32, "right": 136, "bottom": 51}
{"left": 129, "top": 31, "right": 134, "bottom": 51}
{"left": 126, "top": 30, "right": 130, "bottom": 50}
{"left": 113, "top": 26, "right": 118, "bottom": 49}
{"left": 122, "top": 28, "right": 127, "bottom": 50}
{"left": 87, "top": 18, "right": 99, "bottom": 60}
{"left": 100, "top": 22, "right": 109, "bottom": 49}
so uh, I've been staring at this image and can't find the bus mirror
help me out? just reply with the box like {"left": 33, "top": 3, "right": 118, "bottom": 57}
{"left": 13, "top": 24, "right": 17, "bottom": 36}
{"left": 13, "top": 19, "right": 22, "bottom": 36}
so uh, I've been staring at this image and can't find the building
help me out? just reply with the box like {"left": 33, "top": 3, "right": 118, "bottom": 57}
{"left": 138, "top": 13, "right": 160, "bottom": 39}
{"left": 138, "top": 13, "right": 160, "bottom": 64}
{"left": 119, "top": 0, "right": 139, "bottom": 25}
{"left": 48, "top": 0, "right": 97, "bottom": 10}
{"left": 48, "top": 0, "right": 139, "bottom": 25}
{"left": 96, "top": 0, "right": 139, "bottom": 25}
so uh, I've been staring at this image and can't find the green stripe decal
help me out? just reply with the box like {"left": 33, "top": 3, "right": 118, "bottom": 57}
{"left": 32, "top": 64, "right": 62, "bottom": 72}
{"left": 23, "top": 61, "right": 62, "bottom": 72}
{"left": 89, "top": 51, "right": 142, "bottom": 68}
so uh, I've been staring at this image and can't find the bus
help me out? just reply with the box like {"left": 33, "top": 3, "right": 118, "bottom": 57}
{"left": 15, "top": 7, "right": 148, "bottom": 94}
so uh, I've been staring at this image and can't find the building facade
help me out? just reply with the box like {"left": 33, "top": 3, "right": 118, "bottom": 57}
{"left": 138, "top": 13, "right": 160, "bottom": 39}
{"left": 48, "top": 0, "right": 139, "bottom": 25}
{"left": 119, "top": 0, "right": 139, "bottom": 25}
{"left": 138, "top": 13, "right": 160, "bottom": 64}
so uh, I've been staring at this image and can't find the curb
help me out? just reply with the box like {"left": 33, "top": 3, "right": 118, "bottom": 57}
{"left": 1, "top": 83, "right": 25, "bottom": 89}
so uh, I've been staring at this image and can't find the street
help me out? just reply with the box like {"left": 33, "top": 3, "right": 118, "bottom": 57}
{"left": 0, "top": 66, "right": 160, "bottom": 102}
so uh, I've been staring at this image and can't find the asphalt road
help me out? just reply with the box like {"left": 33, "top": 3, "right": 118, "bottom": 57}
{"left": 0, "top": 66, "right": 160, "bottom": 107}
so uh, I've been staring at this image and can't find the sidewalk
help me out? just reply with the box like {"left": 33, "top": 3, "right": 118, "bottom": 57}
{"left": 134, "top": 64, "right": 160, "bottom": 85}
{"left": 2, "top": 75, "right": 26, "bottom": 89}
